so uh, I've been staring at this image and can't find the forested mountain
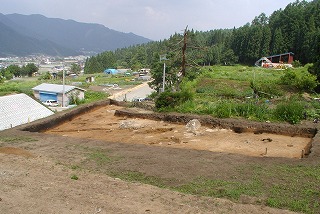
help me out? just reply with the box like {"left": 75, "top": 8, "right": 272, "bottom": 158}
{"left": 0, "top": 14, "right": 77, "bottom": 56}
{"left": 0, "top": 13, "right": 151, "bottom": 57}
{"left": 85, "top": 0, "right": 320, "bottom": 73}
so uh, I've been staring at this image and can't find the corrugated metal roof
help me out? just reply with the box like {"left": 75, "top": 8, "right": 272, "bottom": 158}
{"left": 32, "top": 83, "right": 85, "bottom": 94}
{"left": 0, "top": 93, "right": 54, "bottom": 131}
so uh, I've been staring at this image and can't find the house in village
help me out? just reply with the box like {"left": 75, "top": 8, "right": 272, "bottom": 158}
{"left": 0, "top": 93, "right": 54, "bottom": 131}
{"left": 32, "top": 83, "right": 85, "bottom": 107}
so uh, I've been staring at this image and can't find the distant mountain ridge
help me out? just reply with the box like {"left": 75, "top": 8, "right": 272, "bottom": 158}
{"left": 0, "top": 13, "right": 152, "bottom": 57}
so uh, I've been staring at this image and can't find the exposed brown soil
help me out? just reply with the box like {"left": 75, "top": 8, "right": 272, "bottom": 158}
{"left": 0, "top": 147, "right": 34, "bottom": 158}
{"left": 1, "top": 101, "right": 319, "bottom": 214}
{"left": 46, "top": 105, "right": 312, "bottom": 159}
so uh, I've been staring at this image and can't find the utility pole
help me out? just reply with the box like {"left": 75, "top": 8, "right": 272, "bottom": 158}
{"left": 62, "top": 64, "right": 65, "bottom": 107}
{"left": 160, "top": 54, "right": 167, "bottom": 93}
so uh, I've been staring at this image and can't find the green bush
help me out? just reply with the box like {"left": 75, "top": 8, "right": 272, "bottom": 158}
{"left": 38, "top": 72, "right": 52, "bottom": 80}
{"left": 84, "top": 91, "right": 108, "bottom": 103}
{"left": 234, "top": 101, "right": 269, "bottom": 120}
{"left": 214, "top": 100, "right": 270, "bottom": 121}
{"left": 250, "top": 81, "right": 283, "bottom": 98}
{"left": 69, "top": 91, "right": 85, "bottom": 105}
{"left": 292, "top": 60, "right": 302, "bottom": 68}
{"left": 175, "top": 100, "right": 197, "bottom": 113}
{"left": 196, "top": 102, "right": 216, "bottom": 115}
{"left": 280, "top": 69, "right": 318, "bottom": 92}
{"left": 214, "top": 101, "right": 233, "bottom": 118}
{"left": 155, "top": 90, "right": 194, "bottom": 111}
{"left": 273, "top": 100, "right": 305, "bottom": 124}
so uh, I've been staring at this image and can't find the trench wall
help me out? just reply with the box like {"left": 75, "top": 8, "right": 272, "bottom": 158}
{"left": 115, "top": 109, "right": 316, "bottom": 138}
{"left": 115, "top": 108, "right": 320, "bottom": 158}
{"left": 19, "top": 99, "right": 320, "bottom": 158}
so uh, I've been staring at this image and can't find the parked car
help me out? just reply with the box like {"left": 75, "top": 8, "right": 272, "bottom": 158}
{"left": 132, "top": 97, "right": 145, "bottom": 102}
{"left": 43, "top": 100, "right": 59, "bottom": 107}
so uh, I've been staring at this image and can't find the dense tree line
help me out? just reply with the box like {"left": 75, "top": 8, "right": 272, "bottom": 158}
{"left": 84, "top": 0, "right": 320, "bottom": 86}
{"left": 0, "top": 63, "right": 39, "bottom": 82}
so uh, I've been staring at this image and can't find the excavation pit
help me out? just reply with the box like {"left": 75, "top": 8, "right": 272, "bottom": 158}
{"left": 37, "top": 104, "right": 315, "bottom": 159}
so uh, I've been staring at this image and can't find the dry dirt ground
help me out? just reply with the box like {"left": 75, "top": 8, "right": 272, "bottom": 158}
{"left": 0, "top": 104, "right": 316, "bottom": 213}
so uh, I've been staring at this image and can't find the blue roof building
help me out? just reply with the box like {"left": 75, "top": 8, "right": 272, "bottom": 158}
{"left": 32, "top": 83, "right": 85, "bottom": 107}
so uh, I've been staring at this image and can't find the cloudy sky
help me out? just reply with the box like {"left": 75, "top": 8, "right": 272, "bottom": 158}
{"left": 1, "top": 0, "right": 302, "bottom": 41}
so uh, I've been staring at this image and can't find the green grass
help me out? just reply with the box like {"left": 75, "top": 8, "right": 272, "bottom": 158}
{"left": 174, "top": 164, "right": 320, "bottom": 214}
{"left": 88, "top": 151, "right": 112, "bottom": 165}
{"left": 106, "top": 164, "right": 320, "bottom": 214}
{"left": 84, "top": 147, "right": 122, "bottom": 167}
{"left": 70, "top": 165, "right": 81, "bottom": 170}
{"left": 0, "top": 136, "right": 38, "bottom": 142}
{"left": 83, "top": 90, "right": 108, "bottom": 103}
{"left": 0, "top": 80, "right": 39, "bottom": 96}
{"left": 70, "top": 174, "right": 79, "bottom": 180}
{"left": 109, "top": 171, "right": 167, "bottom": 188}
{"left": 164, "top": 64, "right": 319, "bottom": 124}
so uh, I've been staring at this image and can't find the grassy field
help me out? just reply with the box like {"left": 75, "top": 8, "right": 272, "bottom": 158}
{"left": 109, "top": 166, "right": 320, "bottom": 214}
{"left": 168, "top": 64, "right": 320, "bottom": 124}
{"left": 65, "top": 144, "right": 320, "bottom": 214}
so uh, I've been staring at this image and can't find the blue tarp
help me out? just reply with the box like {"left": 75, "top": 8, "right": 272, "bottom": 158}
{"left": 104, "top": 69, "right": 119, "bottom": 75}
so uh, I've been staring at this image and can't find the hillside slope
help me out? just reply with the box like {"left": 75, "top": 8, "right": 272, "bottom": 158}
{"left": 0, "top": 13, "right": 151, "bottom": 56}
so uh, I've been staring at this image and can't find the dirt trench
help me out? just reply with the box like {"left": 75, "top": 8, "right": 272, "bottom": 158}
{"left": 31, "top": 101, "right": 318, "bottom": 159}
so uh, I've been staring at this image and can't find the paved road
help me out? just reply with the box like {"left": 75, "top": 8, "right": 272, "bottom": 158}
{"left": 108, "top": 82, "right": 155, "bottom": 101}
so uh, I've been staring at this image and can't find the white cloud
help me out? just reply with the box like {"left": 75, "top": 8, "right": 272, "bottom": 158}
{"left": 0, "top": 0, "right": 301, "bottom": 40}
{"left": 144, "top": 6, "right": 168, "bottom": 21}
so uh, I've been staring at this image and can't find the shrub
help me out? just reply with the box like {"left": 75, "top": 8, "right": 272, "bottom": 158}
{"left": 292, "top": 60, "right": 302, "bottom": 68}
{"left": 214, "top": 100, "right": 270, "bottom": 121}
{"left": 251, "top": 81, "right": 283, "bottom": 98}
{"left": 175, "top": 100, "right": 197, "bottom": 113}
{"left": 214, "top": 101, "right": 233, "bottom": 118}
{"left": 84, "top": 91, "right": 108, "bottom": 103}
{"left": 155, "top": 90, "right": 194, "bottom": 111}
{"left": 196, "top": 102, "right": 216, "bottom": 115}
{"left": 234, "top": 101, "right": 269, "bottom": 120}
{"left": 273, "top": 100, "right": 305, "bottom": 124}
{"left": 280, "top": 69, "right": 318, "bottom": 92}
{"left": 38, "top": 72, "right": 51, "bottom": 80}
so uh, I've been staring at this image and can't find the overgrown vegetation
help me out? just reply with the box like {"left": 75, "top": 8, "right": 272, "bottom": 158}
{"left": 150, "top": 65, "right": 318, "bottom": 124}
{"left": 155, "top": 90, "right": 194, "bottom": 111}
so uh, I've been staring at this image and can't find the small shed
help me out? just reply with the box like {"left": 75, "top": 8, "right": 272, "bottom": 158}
{"left": 104, "top": 69, "right": 119, "bottom": 75}
{"left": 86, "top": 76, "right": 95, "bottom": 83}
{"left": 32, "top": 83, "right": 86, "bottom": 107}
